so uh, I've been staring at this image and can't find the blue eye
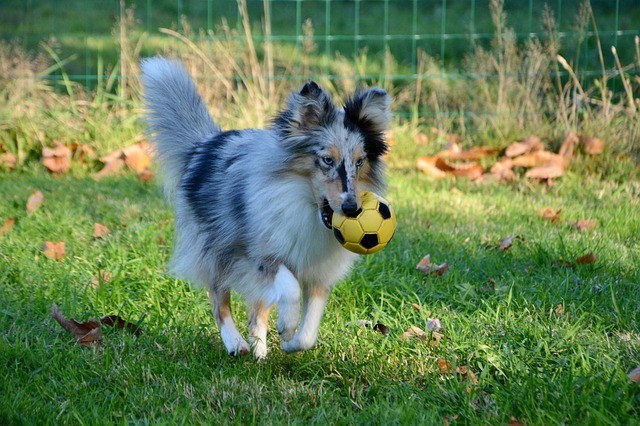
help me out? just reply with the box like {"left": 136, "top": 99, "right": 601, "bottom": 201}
{"left": 355, "top": 158, "right": 365, "bottom": 168}
{"left": 322, "top": 157, "right": 334, "bottom": 166}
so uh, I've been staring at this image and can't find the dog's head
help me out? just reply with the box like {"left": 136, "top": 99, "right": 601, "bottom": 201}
{"left": 275, "top": 81, "right": 392, "bottom": 229}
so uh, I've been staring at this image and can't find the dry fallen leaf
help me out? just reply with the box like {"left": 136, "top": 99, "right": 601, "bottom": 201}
{"left": 434, "top": 157, "right": 484, "bottom": 179}
{"left": 505, "top": 136, "right": 544, "bottom": 157}
{"left": 416, "top": 254, "right": 449, "bottom": 276}
{"left": 0, "top": 218, "right": 15, "bottom": 236}
{"left": 402, "top": 325, "right": 427, "bottom": 340}
{"left": 555, "top": 303, "right": 564, "bottom": 314}
{"left": 0, "top": 152, "right": 17, "bottom": 170}
{"left": 411, "top": 303, "right": 421, "bottom": 312}
{"left": 576, "top": 252, "right": 597, "bottom": 265}
{"left": 94, "top": 158, "right": 125, "bottom": 179}
{"left": 93, "top": 223, "right": 111, "bottom": 239}
{"left": 426, "top": 318, "right": 443, "bottom": 332}
{"left": 437, "top": 359, "right": 453, "bottom": 374}
{"left": 540, "top": 207, "right": 562, "bottom": 223}
{"left": 628, "top": 366, "right": 640, "bottom": 384}
{"left": 558, "top": 131, "right": 579, "bottom": 160}
{"left": 372, "top": 323, "right": 389, "bottom": 336}
{"left": 90, "top": 270, "right": 113, "bottom": 289}
{"left": 122, "top": 143, "right": 152, "bottom": 173}
{"left": 574, "top": 219, "right": 597, "bottom": 232}
{"left": 42, "top": 144, "right": 72, "bottom": 174}
{"left": 100, "top": 314, "right": 143, "bottom": 337}
{"left": 511, "top": 150, "right": 561, "bottom": 168}
{"left": 50, "top": 302, "right": 103, "bottom": 347}
{"left": 416, "top": 156, "right": 448, "bottom": 178}
{"left": 26, "top": 190, "right": 44, "bottom": 215}
{"left": 525, "top": 157, "right": 565, "bottom": 180}
{"left": 440, "top": 146, "right": 500, "bottom": 161}
{"left": 500, "top": 235, "right": 524, "bottom": 251}
{"left": 509, "top": 416, "right": 526, "bottom": 426}
{"left": 581, "top": 136, "right": 605, "bottom": 155}
{"left": 71, "top": 143, "right": 96, "bottom": 163}
{"left": 43, "top": 241, "right": 66, "bottom": 261}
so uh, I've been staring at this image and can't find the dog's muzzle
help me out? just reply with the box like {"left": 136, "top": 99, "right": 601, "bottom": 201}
{"left": 320, "top": 199, "right": 333, "bottom": 230}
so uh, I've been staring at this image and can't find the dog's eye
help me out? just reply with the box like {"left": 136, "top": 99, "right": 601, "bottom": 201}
{"left": 322, "top": 157, "right": 334, "bottom": 166}
{"left": 355, "top": 158, "right": 365, "bottom": 168}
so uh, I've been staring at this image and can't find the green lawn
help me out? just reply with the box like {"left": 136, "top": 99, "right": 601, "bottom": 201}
{"left": 1, "top": 140, "right": 639, "bottom": 424}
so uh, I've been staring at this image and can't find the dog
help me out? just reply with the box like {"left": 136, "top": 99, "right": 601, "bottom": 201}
{"left": 140, "top": 57, "right": 391, "bottom": 359}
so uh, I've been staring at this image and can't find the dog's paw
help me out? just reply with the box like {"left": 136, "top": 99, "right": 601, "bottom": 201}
{"left": 281, "top": 335, "right": 316, "bottom": 353}
{"left": 228, "top": 340, "right": 250, "bottom": 357}
{"left": 276, "top": 317, "right": 297, "bottom": 342}
{"left": 250, "top": 337, "right": 268, "bottom": 360}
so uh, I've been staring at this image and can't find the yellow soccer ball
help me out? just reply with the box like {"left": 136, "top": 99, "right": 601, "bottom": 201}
{"left": 332, "top": 191, "right": 396, "bottom": 254}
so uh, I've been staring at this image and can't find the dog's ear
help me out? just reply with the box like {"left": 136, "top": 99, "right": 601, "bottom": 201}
{"left": 279, "top": 81, "right": 336, "bottom": 132}
{"left": 343, "top": 88, "right": 392, "bottom": 134}
{"left": 344, "top": 88, "right": 392, "bottom": 160}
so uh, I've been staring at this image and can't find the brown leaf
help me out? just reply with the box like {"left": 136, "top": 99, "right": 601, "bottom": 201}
{"left": 628, "top": 366, "right": 640, "bottom": 384}
{"left": 372, "top": 323, "right": 389, "bottom": 336}
{"left": 574, "top": 219, "right": 597, "bottom": 232}
{"left": 505, "top": 136, "right": 543, "bottom": 157}
{"left": 50, "top": 303, "right": 103, "bottom": 347}
{"left": 555, "top": 303, "right": 564, "bottom": 314}
{"left": 558, "top": 132, "right": 579, "bottom": 160}
{"left": 576, "top": 252, "right": 597, "bottom": 265}
{"left": 512, "top": 151, "right": 561, "bottom": 168}
{"left": 122, "top": 143, "right": 152, "bottom": 173}
{"left": 416, "top": 156, "right": 447, "bottom": 178}
{"left": 100, "top": 315, "right": 143, "bottom": 337}
{"left": 411, "top": 303, "right": 421, "bottom": 312}
{"left": 442, "top": 146, "right": 500, "bottom": 161}
{"left": 402, "top": 325, "right": 427, "bottom": 340}
{"left": 426, "top": 318, "right": 443, "bottom": 332}
{"left": 0, "top": 152, "right": 17, "bottom": 170}
{"left": 26, "top": 190, "right": 44, "bottom": 215}
{"left": 581, "top": 136, "right": 605, "bottom": 155}
{"left": 434, "top": 157, "right": 484, "bottom": 179}
{"left": 540, "top": 208, "right": 562, "bottom": 223}
{"left": 42, "top": 144, "right": 72, "bottom": 174}
{"left": 137, "top": 169, "right": 154, "bottom": 182}
{"left": 486, "top": 157, "right": 516, "bottom": 181}
{"left": 93, "top": 223, "right": 111, "bottom": 239}
{"left": 416, "top": 254, "right": 448, "bottom": 276}
{"left": 525, "top": 157, "right": 565, "bottom": 180}
{"left": 437, "top": 359, "right": 453, "bottom": 374}
{"left": 509, "top": 416, "right": 526, "bottom": 426}
{"left": 90, "top": 270, "right": 113, "bottom": 289}
{"left": 0, "top": 218, "right": 15, "bottom": 236}
{"left": 43, "top": 241, "right": 65, "bottom": 261}
{"left": 94, "top": 157, "right": 125, "bottom": 179}
{"left": 71, "top": 143, "right": 96, "bottom": 162}
{"left": 500, "top": 235, "right": 524, "bottom": 251}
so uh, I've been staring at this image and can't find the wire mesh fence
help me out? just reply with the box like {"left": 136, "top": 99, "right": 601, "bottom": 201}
{"left": 1, "top": 0, "right": 639, "bottom": 120}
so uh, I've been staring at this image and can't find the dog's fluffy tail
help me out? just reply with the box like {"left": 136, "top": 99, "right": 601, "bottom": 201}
{"left": 140, "top": 57, "right": 220, "bottom": 201}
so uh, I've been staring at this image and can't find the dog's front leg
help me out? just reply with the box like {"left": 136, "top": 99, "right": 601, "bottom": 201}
{"left": 281, "top": 284, "right": 330, "bottom": 353}
{"left": 272, "top": 265, "right": 301, "bottom": 343}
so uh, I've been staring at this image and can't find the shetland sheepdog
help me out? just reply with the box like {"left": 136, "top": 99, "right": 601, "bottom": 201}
{"left": 140, "top": 57, "right": 391, "bottom": 359}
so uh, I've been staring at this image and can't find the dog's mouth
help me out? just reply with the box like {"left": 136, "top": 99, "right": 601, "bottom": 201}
{"left": 320, "top": 199, "right": 333, "bottom": 230}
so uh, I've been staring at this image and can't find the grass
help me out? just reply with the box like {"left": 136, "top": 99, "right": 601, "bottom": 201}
{"left": 1, "top": 142, "right": 639, "bottom": 425}
{"left": 1, "top": 0, "right": 640, "bottom": 424}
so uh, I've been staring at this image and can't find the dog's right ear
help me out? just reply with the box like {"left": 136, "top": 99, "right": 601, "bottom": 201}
{"left": 277, "top": 81, "right": 336, "bottom": 134}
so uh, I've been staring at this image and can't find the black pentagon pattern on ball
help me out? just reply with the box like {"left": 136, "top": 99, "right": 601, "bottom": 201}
{"left": 377, "top": 202, "right": 391, "bottom": 220}
{"left": 360, "top": 233, "right": 379, "bottom": 249}
{"left": 333, "top": 228, "right": 345, "bottom": 244}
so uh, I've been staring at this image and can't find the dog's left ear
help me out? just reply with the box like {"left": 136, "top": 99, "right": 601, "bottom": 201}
{"left": 344, "top": 88, "right": 392, "bottom": 134}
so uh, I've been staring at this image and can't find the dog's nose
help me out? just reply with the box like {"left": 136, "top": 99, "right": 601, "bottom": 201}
{"left": 341, "top": 197, "right": 359, "bottom": 217}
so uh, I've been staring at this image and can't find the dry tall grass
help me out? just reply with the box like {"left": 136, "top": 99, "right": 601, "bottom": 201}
{"left": 0, "top": 0, "right": 637, "bottom": 170}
